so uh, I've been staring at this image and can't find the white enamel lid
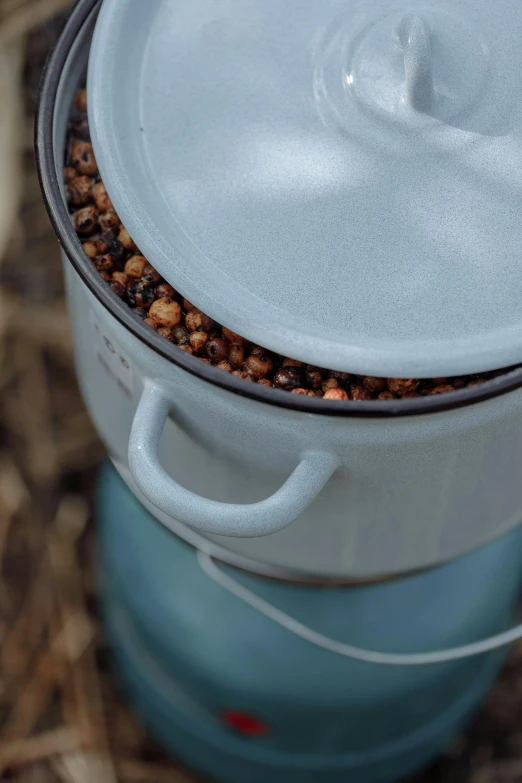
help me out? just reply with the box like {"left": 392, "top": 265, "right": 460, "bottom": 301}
{"left": 88, "top": 0, "right": 522, "bottom": 377}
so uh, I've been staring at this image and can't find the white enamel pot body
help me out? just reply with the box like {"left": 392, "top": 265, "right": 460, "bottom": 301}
{"left": 39, "top": 1, "right": 522, "bottom": 581}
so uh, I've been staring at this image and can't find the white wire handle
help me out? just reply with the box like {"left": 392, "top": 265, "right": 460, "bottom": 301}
{"left": 198, "top": 551, "right": 522, "bottom": 667}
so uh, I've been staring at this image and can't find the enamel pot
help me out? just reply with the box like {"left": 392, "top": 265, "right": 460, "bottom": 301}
{"left": 36, "top": 0, "right": 522, "bottom": 581}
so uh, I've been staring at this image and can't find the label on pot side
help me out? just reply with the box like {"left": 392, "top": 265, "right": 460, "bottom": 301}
{"left": 90, "top": 312, "right": 133, "bottom": 400}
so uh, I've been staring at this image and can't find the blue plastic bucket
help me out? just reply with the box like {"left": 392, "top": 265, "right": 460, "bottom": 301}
{"left": 97, "top": 462, "right": 522, "bottom": 783}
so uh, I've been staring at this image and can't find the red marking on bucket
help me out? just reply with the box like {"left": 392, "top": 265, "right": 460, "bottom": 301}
{"left": 221, "top": 710, "right": 270, "bottom": 736}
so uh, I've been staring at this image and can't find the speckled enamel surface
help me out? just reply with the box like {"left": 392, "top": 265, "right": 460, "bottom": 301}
{"left": 88, "top": 0, "right": 522, "bottom": 377}
{"left": 51, "top": 3, "right": 522, "bottom": 579}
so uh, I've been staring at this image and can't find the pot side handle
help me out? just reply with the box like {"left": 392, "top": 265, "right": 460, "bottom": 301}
{"left": 127, "top": 380, "right": 340, "bottom": 538}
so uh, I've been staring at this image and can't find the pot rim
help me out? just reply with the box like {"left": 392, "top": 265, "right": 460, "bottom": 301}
{"left": 34, "top": 0, "right": 522, "bottom": 419}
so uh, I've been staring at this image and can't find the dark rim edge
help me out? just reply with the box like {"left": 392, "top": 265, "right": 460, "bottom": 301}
{"left": 34, "top": 0, "right": 522, "bottom": 420}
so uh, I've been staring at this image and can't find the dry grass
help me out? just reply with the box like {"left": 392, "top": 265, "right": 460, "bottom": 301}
{"left": 0, "top": 6, "right": 521, "bottom": 783}
{"left": 0, "top": 7, "right": 199, "bottom": 782}
{"left": 0, "top": 0, "right": 71, "bottom": 44}
{"left": 0, "top": 143, "right": 197, "bottom": 780}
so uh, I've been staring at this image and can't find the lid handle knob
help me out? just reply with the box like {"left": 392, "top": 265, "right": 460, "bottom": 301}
{"left": 399, "top": 14, "right": 434, "bottom": 113}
